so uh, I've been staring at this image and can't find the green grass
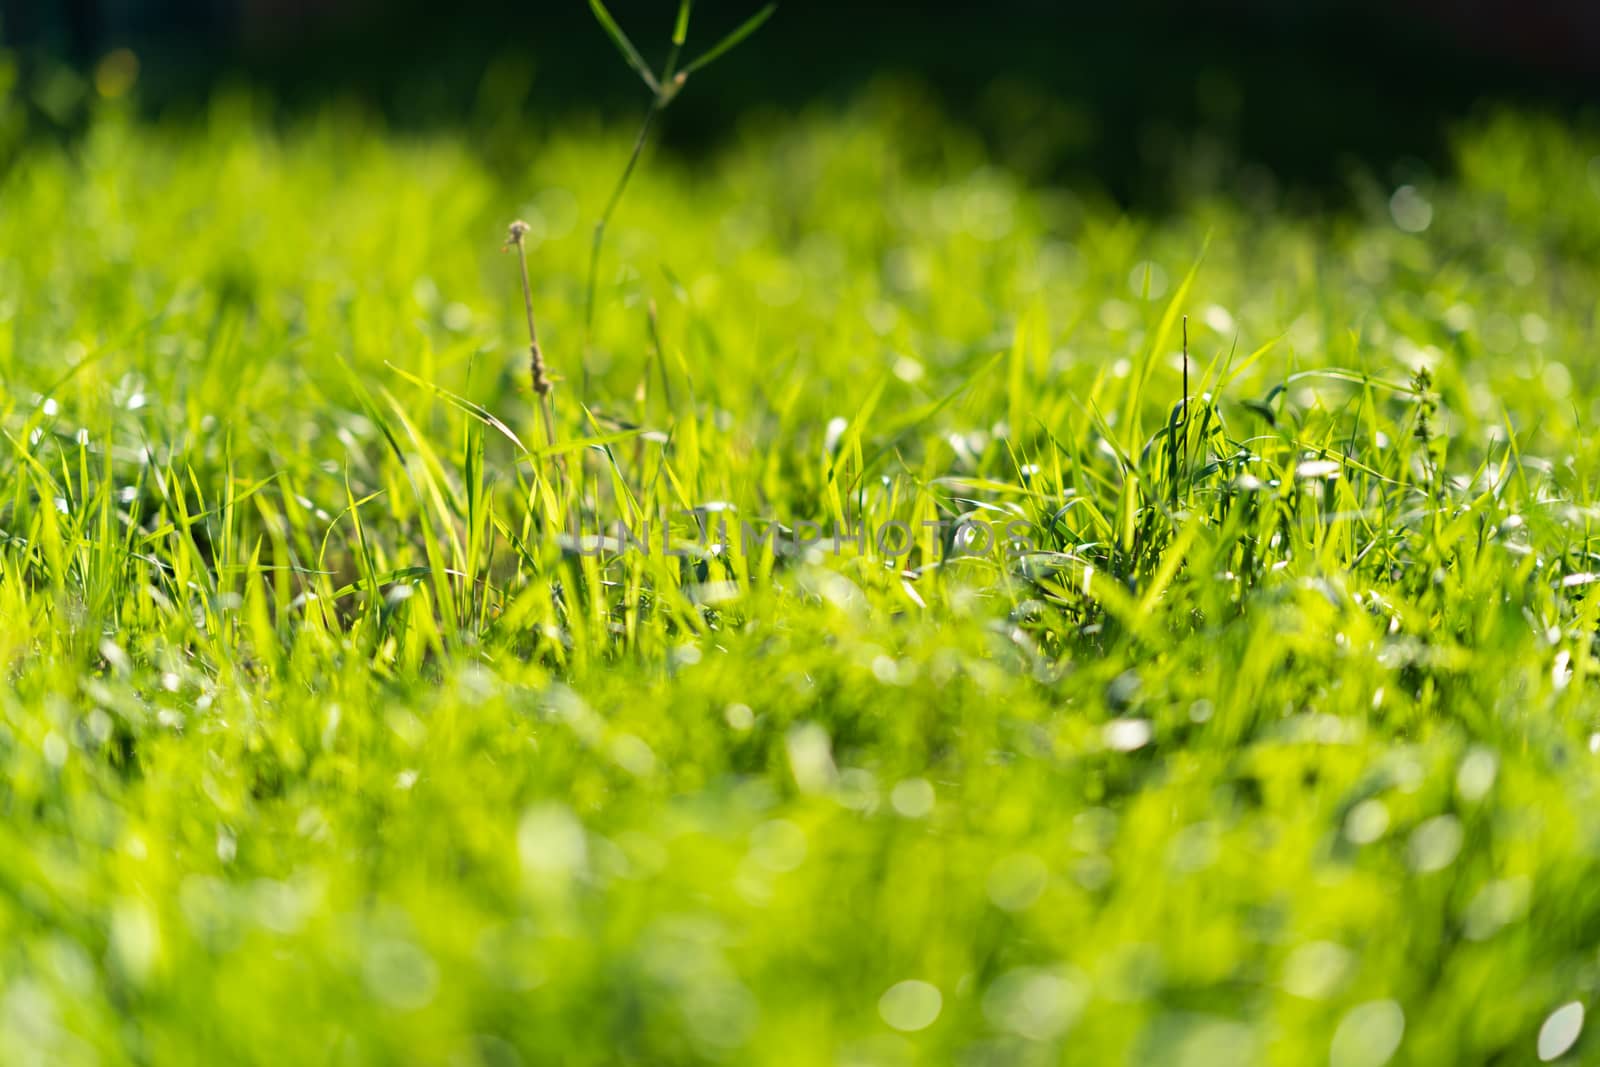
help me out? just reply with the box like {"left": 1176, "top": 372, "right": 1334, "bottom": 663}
{"left": 5, "top": 77, "right": 1600, "bottom": 1065}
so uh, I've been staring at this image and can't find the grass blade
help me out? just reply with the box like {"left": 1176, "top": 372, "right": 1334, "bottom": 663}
{"left": 587, "top": 0, "right": 661, "bottom": 93}
{"left": 681, "top": 3, "right": 776, "bottom": 77}
{"left": 673, "top": 0, "right": 693, "bottom": 46}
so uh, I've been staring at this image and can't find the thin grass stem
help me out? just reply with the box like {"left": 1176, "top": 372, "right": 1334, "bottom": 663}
{"left": 507, "top": 221, "right": 567, "bottom": 508}
{"left": 582, "top": 99, "right": 664, "bottom": 400}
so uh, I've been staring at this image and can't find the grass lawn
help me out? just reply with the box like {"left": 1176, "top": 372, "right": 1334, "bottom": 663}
{"left": 4, "top": 75, "right": 1600, "bottom": 1065}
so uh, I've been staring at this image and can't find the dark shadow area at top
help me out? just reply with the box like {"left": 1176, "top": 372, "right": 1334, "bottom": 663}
{"left": 4, "top": 0, "right": 1599, "bottom": 210}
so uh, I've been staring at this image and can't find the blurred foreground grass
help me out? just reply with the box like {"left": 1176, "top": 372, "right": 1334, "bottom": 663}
{"left": 4, "top": 82, "right": 1600, "bottom": 1065}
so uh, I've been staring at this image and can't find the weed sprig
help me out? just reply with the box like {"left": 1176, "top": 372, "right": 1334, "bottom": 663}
{"left": 580, "top": 0, "right": 776, "bottom": 394}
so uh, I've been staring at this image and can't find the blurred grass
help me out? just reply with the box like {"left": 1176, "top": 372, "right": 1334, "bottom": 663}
{"left": 3, "top": 73, "right": 1600, "bottom": 1065}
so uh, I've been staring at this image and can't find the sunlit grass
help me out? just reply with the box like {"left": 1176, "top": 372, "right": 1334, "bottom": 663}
{"left": 3, "top": 82, "right": 1600, "bottom": 1064}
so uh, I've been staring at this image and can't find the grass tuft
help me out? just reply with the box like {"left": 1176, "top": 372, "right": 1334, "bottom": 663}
{"left": 0, "top": 83, "right": 1598, "bottom": 1065}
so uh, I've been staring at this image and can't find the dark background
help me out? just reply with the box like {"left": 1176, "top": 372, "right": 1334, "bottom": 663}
{"left": 4, "top": 1, "right": 1599, "bottom": 206}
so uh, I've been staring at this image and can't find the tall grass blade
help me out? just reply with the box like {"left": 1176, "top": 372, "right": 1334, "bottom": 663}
{"left": 681, "top": 3, "right": 777, "bottom": 76}
{"left": 587, "top": 0, "right": 661, "bottom": 93}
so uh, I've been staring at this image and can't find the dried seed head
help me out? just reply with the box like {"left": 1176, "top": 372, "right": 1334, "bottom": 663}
{"left": 506, "top": 220, "right": 531, "bottom": 246}
{"left": 530, "top": 341, "right": 552, "bottom": 396}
